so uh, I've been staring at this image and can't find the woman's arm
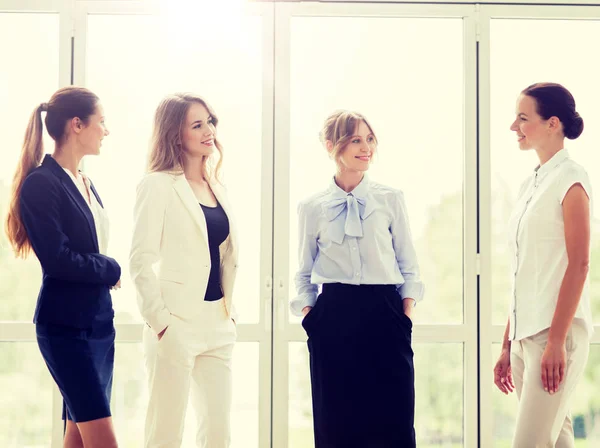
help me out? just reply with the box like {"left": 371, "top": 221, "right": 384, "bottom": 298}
{"left": 129, "top": 173, "right": 172, "bottom": 334}
{"left": 390, "top": 191, "right": 425, "bottom": 314}
{"left": 542, "top": 183, "right": 590, "bottom": 394}
{"left": 291, "top": 202, "right": 319, "bottom": 317}
{"left": 20, "top": 172, "right": 120, "bottom": 285}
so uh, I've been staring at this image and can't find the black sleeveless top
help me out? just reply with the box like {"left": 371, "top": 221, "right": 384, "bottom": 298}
{"left": 200, "top": 201, "right": 230, "bottom": 301}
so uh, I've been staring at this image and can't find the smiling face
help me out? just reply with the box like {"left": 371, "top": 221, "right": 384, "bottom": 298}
{"left": 509, "top": 93, "right": 559, "bottom": 151}
{"left": 332, "top": 120, "right": 376, "bottom": 173}
{"left": 181, "top": 102, "right": 216, "bottom": 158}
{"left": 66, "top": 102, "right": 109, "bottom": 156}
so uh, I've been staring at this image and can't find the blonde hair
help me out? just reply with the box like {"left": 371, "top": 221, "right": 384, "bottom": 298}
{"left": 148, "top": 93, "right": 223, "bottom": 181}
{"left": 5, "top": 86, "right": 99, "bottom": 258}
{"left": 319, "top": 110, "right": 377, "bottom": 162}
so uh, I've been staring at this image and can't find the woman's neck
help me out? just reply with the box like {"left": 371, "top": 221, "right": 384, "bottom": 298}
{"left": 52, "top": 144, "right": 82, "bottom": 177}
{"left": 334, "top": 170, "right": 364, "bottom": 193}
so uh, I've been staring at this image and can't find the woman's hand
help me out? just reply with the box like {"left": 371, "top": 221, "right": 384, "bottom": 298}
{"left": 540, "top": 341, "right": 567, "bottom": 394}
{"left": 403, "top": 298, "right": 415, "bottom": 320}
{"left": 302, "top": 306, "right": 313, "bottom": 317}
{"left": 494, "top": 348, "right": 515, "bottom": 395}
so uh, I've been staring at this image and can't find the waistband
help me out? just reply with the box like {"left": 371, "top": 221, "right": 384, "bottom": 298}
{"left": 322, "top": 283, "right": 397, "bottom": 295}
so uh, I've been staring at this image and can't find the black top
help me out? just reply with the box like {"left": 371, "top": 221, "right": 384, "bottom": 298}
{"left": 200, "top": 201, "right": 230, "bottom": 301}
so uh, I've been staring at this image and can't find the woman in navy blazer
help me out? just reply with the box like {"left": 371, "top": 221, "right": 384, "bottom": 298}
{"left": 5, "top": 86, "right": 121, "bottom": 448}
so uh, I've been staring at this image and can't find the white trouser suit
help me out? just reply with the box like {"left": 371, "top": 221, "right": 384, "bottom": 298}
{"left": 130, "top": 172, "right": 239, "bottom": 448}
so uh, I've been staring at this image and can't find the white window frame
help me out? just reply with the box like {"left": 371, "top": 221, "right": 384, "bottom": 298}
{"left": 0, "top": 0, "right": 275, "bottom": 446}
{"left": 477, "top": 4, "right": 600, "bottom": 447}
{"left": 71, "top": 1, "right": 276, "bottom": 445}
{"left": 271, "top": 2, "right": 479, "bottom": 447}
{"left": 3, "top": 1, "right": 600, "bottom": 447}
{"left": 1, "top": 1, "right": 75, "bottom": 444}
{"left": 0, "top": 0, "right": 72, "bottom": 91}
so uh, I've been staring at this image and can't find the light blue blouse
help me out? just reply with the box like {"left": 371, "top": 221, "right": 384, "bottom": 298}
{"left": 291, "top": 176, "right": 425, "bottom": 316}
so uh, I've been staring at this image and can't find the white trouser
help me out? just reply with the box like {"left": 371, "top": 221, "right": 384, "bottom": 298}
{"left": 143, "top": 299, "right": 237, "bottom": 448}
{"left": 510, "top": 322, "right": 589, "bottom": 448}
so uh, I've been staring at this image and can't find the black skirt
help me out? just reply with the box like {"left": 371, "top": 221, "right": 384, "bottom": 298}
{"left": 36, "top": 321, "right": 115, "bottom": 423}
{"left": 302, "top": 283, "right": 415, "bottom": 448}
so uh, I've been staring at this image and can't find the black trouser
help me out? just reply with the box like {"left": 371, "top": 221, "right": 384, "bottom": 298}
{"left": 302, "top": 283, "right": 416, "bottom": 448}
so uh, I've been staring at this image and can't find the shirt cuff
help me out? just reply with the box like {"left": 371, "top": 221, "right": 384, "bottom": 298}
{"left": 398, "top": 282, "right": 425, "bottom": 305}
{"left": 290, "top": 293, "right": 318, "bottom": 317}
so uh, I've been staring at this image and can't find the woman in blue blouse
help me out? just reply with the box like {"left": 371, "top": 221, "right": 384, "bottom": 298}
{"left": 291, "top": 110, "right": 425, "bottom": 447}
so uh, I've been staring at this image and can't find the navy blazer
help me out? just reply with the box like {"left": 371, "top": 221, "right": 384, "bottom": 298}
{"left": 20, "top": 155, "right": 121, "bottom": 328}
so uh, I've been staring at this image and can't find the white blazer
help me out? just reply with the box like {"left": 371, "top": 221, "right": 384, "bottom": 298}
{"left": 129, "top": 171, "right": 239, "bottom": 334}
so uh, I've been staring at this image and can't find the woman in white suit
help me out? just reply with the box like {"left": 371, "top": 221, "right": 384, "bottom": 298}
{"left": 130, "top": 93, "right": 238, "bottom": 448}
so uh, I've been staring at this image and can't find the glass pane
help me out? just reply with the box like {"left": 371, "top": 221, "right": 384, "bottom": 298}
{"left": 573, "top": 344, "right": 600, "bottom": 445}
{"left": 111, "top": 342, "right": 147, "bottom": 446}
{"left": 85, "top": 12, "right": 264, "bottom": 324}
{"left": 0, "top": 13, "right": 59, "bottom": 321}
{"left": 0, "top": 342, "right": 53, "bottom": 447}
{"left": 289, "top": 342, "right": 313, "bottom": 448}
{"left": 490, "top": 19, "right": 600, "bottom": 325}
{"left": 415, "top": 343, "right": 464, "bottom": 447}
{"left": 287, "top": 17, "right": 464, "bottom": 324}
{"left": 492, "top": 343, "right": 600, "bottom": 447}
{"left": 230, "top": 342, "right": 260, "bottom": 448}
{"left": 491, "top": 343, "right": 518, "bottom": 447}
{"left": 112, "top": 341, "right": 259, "bottom": 447}
{"left": 289, "top": 342, "right": 464, "bottom": 447}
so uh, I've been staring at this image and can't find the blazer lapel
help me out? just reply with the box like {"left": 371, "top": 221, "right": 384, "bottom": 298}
{"left": 86, "top": 175, "right": 104, "bottom": 208}
{"left": 172, "top": 175, "right": 209, "bottom": 250}
{"left": 42, "top": 155, "right": 99, "bottom": 253}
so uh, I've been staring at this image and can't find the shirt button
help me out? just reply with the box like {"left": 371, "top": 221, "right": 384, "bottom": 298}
{"left": 355, "top": 272, "right": 360, "bottom": 277}
{"left": 352, "top": 247, "right": 357, "bottom": 251}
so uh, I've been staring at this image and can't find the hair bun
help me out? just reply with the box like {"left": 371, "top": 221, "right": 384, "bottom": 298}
{"left": 39, "top": 102, "right": 49, "bottom": 112}
{"left": 565, "top": 111, "right": 584, "bottom": 140}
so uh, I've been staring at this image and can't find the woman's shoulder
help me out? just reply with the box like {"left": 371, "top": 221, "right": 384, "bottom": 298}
{"left": 557, "top": 159, "right": 592, "bottom": 199}
{"left": 19, "top": 167, "right": 64, "bottom": 208}
{"left": 137, "top": 170, "right": 178, "bottom": 190}
{"left": 561, "top": 158, "right": 590, "bottom": 179}
{"left": 368, "top": 181, "right": 405, "bottom": 203}
{"left": 298, "top": 189, "right": 331, "bottom": 213}
{"left": 22, "top": 165, "right": 58, "bottom": 192}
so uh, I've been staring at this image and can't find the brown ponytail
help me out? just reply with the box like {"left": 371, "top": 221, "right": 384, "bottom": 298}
{"left": 5, "top": 104, "right": 45, "bottom": 258}
{"left": 4, "top": 86, "right": 99, "bottom": 258}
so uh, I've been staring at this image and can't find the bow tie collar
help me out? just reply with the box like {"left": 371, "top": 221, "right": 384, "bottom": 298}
{"left": 321, "top": 177, "right": 376, "bottom": 244}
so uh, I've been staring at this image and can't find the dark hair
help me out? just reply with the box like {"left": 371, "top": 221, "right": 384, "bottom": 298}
{"left": 5, "top": 86, "right": 99, "bottom": 258}
{"left": 522, "top": 82, "right": 583, "bottom": 140}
